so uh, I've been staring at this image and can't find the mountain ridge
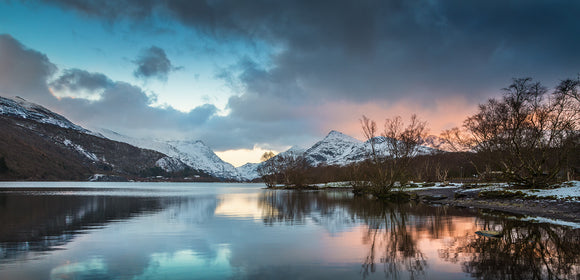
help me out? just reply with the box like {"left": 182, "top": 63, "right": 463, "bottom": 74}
{"left": 0, "top": 95, "right": 443, "bottom": 182}
{"left": 97, "top": 129, "right": 244, "bottom": 181}
{"left": 0, "top": 96, "right": 208, "bottom": 181}
{"left": 239, "top": 130, "right": 440, "bottom": 180}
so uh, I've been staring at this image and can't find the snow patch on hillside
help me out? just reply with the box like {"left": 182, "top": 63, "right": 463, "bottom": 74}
{"left": 236, "top": 162, "right": 261, "bottom": 181}
{"left": 0, "top": 96, "right": 92, "bottom": 133}
{"left": 63, "top": 138, "right": 100, "bottom": 162}
{"left": 155, "top": 156, "right": 187, "bottom": 173}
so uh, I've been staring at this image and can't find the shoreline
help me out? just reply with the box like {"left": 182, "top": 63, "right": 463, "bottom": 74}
{"left": 307, "top": 181, "right": 580, "bottom": 227}
{"left": 408, "top": 186, "right": 580, "bottom": 226}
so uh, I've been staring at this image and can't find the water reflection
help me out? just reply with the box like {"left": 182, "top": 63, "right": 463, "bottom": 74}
{"left": 0, "top": 193, "right": 171, "bottom": 262}
{"left": 440, "top": 219, "right": 580, "bottom": 279}
{"left": 0, "top": 184, "right": 578, "bottom": 280}
{"left": 258, "top": 190, "right": 580, "bottom": 280}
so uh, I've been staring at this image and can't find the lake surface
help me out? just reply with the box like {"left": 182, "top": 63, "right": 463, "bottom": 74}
{"left": 0, "top": 182, "right": 578, "bottom": 280}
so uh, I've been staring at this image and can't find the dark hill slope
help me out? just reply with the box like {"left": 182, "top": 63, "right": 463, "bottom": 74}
{"left": 0, "top": 115, "right": 165, "bottom": 181}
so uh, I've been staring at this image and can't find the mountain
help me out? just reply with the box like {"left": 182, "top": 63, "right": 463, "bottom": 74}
{"left": 304, "top": 130, "right": 368, "bottom": 166}
{"left": 0, "top": 95, "right": 441, "bottom": 182}
{"left": 236, "top": 162, "right": 261, "bottom": 181}
{"left": 304, "top": 130, "right": 437, "bottom": 167}
{"left": 0, "top": 96, "right": 92, "bottom": 134}
{"left": 240, "top": 130, "right": 439, "bottom": 180}
{"left": 163, "top": 140, "right": 242, "bottom": 180}
{"left": 419, "top": 135, "right": 453, "bottom": 151}
{"left": 0, "top": 96, "right": 202, "bottom": 181}
{"left": 98, "top": 129, "right": 244, "bottom": 181}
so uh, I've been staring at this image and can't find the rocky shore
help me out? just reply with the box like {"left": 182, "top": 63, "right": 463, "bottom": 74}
{"left": 312, "top": 181, "right": 580, "bottom": 226}
{"left": 407, "top": 183, "right": 580, "bottom": 226}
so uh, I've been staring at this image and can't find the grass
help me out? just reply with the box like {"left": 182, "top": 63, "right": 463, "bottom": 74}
{"left": 478, "top": 190, "right": 560, "bottom": 200}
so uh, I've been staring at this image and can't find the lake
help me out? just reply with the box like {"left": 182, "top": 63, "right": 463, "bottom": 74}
{"left": 0, "top": 182, "right": 578, "bottom": 280}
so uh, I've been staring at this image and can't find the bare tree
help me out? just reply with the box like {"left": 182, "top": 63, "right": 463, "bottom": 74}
{"left": 258, "top": 151, "right": 310, "bottom": 188}
{"left": 260, "top": 151, "right": 275, "bottom": 162}
{"left": 444, "top": 77, "right": 579, "bottom": 188}
{"left": 361, "top": 115, "right": 379, "bottom": 163}
{"left": 381, "top": 115, "right": 429, "bottom": 189}
{"left": 258, "top": 151, "right": 278, "bottom": 188}
{"left": 356, "top": 115, "right": 429, "bottom": 197}
{"left": 277, "top": 152, "right": 309, "bottom": 188}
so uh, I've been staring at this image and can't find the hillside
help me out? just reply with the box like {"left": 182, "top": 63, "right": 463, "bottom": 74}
{"left": 0, "top": 96, "right": 206, "bottom": 181}
{"left": 98, "top": 129, "right": 244, "bottom": 181}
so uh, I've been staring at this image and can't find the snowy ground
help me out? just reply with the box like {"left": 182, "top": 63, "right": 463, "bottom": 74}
{"left": 314, "top": 181, "right": 580, "bottom": 200}
{"left": 518, "top": 181, "right": 580, "bottom": 200}
{"left": 402, "top": 181, "right": 580, "bottom": 201}
{"left": 311, "top": 180, "right": 580, "bottom": 228}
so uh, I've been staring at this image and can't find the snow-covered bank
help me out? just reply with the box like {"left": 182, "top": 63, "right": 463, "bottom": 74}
{"left": 402, "top": 181, "right": 580, "bottom": 228}
{"left": 306, "top": 180, "right": 580, "bottom": 228}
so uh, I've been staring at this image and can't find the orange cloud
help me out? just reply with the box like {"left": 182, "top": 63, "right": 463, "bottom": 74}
{"left": 316, "top": 97, "right": 479, "bottom": 139}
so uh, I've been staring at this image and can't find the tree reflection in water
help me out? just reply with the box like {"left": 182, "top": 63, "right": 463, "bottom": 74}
{"left": 258, "top": 190, "right": 580, "bottom": 280}
{"left": 258, "top": 190, "right": 456, "bottom": 279}
{"left": 359, "top": 202, "right": 427, "bottom": 280}
{"left": 440, "top": 217, "right": 580, "bottom": 280}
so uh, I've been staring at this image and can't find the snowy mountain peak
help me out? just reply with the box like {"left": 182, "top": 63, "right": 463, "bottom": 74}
{"left": 419, "top": 135, "right": 451, "bottom": 151}
{"left": 236, "top": 162, "right": 261, "bottom": 181}
{"left": 284, "top": 145, "right": 306, "bottom": 155}
{"left": 0, "top": 96, "right": 92, "bottom": 134}
{"left": 305, "top": 130, "right": 366, "bottom": 166}
{"left": 324, "top": 130, "right": 360, "bottom": 143}
{"left": 98, "top": 129, "right": 243, "bottom": 181}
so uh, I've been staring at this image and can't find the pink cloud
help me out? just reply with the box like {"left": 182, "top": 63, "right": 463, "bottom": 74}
{"left": 315, "top": 97, "right": 479, "bottom": 139}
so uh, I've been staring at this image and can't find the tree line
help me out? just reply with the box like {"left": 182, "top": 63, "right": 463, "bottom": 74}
{"left": 258, "top": 76, "right": 579, "bottom": 194}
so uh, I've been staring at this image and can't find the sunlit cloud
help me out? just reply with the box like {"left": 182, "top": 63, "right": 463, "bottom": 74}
{"left": 2, "top": 0, "right": 580, "bottom": 165}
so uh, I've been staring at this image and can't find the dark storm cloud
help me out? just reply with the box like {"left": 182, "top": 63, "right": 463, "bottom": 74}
{"left": 41, "top": 0, "right": 156, "bottom": 22}
{"left": 15, "top": 1, "right": 580, "bottom": 148}
{"left": 133, "top": 46, "right": 180, "bottom": 81}
{"left": 0, "top": 34, "right": 56, "bottom": 105}
{"left": 39, "top": 0, "right": 580, "bottom": 102}
{"left": 52, "top": 78, "right": 219, "bottom": 137}
{"left": 0, "top": 34, "right": 300, "bottom": 150}
{"left": 50, "top": 68, "right": 113, "bottom": 93}
{"left": 0, "top": 35, "right": 220, "bottom": 141}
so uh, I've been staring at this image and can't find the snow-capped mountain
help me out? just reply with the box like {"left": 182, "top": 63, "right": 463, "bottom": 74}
{"left": 236, "top": 162, "right": 261, "bottom": 181}
{"left": 240, "top": 130, "right": 439, "bottom": 180}
{"left": 0, "top": 96, "right": 91, "bottom": 134}
{"left": 164, "top": 140, "right": 242, "bottom": 180}
{"left": 99, "top": 129, "right": 244, "bottom": 181}
{"left": 304, "top": 130, "right": 368, "bottom": 166}
{"left": 0, "top": 96, "right": 178, "bottom": 180}
{"left": 419, "top": 135, "right": 453, "bottom": 151}
{"left": 0, "top": 95, "right": 441, "bottom": 182}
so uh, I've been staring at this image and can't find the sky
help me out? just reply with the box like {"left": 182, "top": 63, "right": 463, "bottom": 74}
{"left": 0, "top": 0, "right": 579, "bottom": 166}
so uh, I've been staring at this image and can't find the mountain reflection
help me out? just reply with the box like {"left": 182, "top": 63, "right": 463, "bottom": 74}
{"left": 258, "top": 190, "right": 580, "bottom": 280}
{"left": 1, "top": 186, "right": 578, "bottom": 280}
{"left": 0, "top": 191, "right": 178, "bottom": 262}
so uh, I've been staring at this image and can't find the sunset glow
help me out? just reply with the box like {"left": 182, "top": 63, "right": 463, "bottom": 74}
{"left": 1, "top": 1, "right": 578, "bottom": 165}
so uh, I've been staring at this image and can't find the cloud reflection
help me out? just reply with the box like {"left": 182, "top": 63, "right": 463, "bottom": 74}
{"left": 1, "top": 184, "right": 579, "bottom": 280}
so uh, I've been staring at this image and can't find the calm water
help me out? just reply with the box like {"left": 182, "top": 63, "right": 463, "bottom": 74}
{"left": 0, "top": 182, "right": 578, "bottom": 280}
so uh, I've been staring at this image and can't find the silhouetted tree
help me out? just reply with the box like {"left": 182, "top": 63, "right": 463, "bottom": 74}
{"left": 258, "top": 151, "right": 279, "bottom": 188}
{"left": 443, "top": 77, "right": 580, "bottom": 188}
{"left": 356, "top": 115, "right": 428, "bottom": 197}
{"left": 260, "top": 151, "right": 275, "bottom": 162}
